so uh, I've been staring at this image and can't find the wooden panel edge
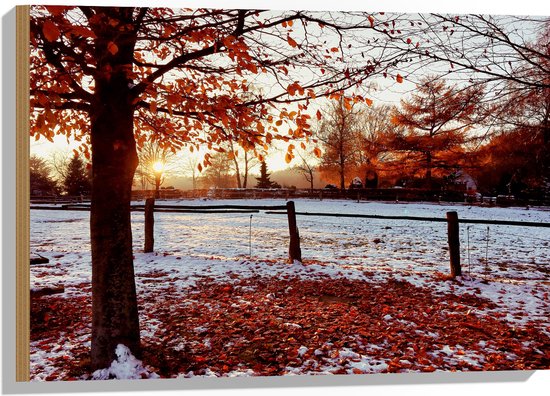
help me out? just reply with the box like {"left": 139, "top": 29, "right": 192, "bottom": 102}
{"left": 16, "top": 4, "right": 30, "bottom": 383}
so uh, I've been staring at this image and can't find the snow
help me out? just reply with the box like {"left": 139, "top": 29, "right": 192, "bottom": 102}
{"left": 90, "top": 344, "right": 160, "bottom": 380}
{"left": 29, "top": 198, "right": 550, "bottom": 380}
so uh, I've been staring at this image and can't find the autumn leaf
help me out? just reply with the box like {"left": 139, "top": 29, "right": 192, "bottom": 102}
{"left": 287, "top": 35, "right": 298, "bottom": 48}
{"left": 365, "top": 97, "right": 373, "bottom": 106}
{"left": 396, "top": 74, "right": 404, "bottom": 83}
{"left": 368, "top": 15, "right": 375, "bottom": 27}
{"left": 316, "top": 109, "right": 322, "bottom": 120}
{"left": 313, "top": 147, "right": 322, "bottom": 157}
{"left": 42, "top": 20, "right": 60, "bottom": 42}
{"left": 343, "top": 98, "right": 352, "bottom": 111}
{"left": 330, "top": 47, "right": 339, "bottom": 52}
{"left": 150, "top": 101, "right": 157, "bottom": 114}
{"left": 285, "top": 152, "right": 292, "bottom": 163}
{"left": 107, "top": 42, "right": 119, "bottom": 55}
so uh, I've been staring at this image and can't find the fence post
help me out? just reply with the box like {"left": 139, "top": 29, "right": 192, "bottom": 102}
{"left": 144, "top": 197, "right": 155, "bottom": 253}
{"left": 286, "top": 201, "right": 302, "bottom": 263}
{"left": 446, "top": 211, "right": 461, "bottom": 277}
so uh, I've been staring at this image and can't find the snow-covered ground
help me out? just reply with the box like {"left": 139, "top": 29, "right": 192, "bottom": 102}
{"left": 29, "top": 199, "right": 550, "bottom": 380}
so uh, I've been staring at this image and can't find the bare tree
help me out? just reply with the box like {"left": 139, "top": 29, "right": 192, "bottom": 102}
{"left": 48, "top": 149, "right": 71, "bottom": 183}
{"left": 181, "top": 153, "right": 201, "bottom": 190}
{"left": 226, "top": 139, "right": 260, "bottom": 188}
{"left": 294, "top": 147, "right": 319, "bottom": 192}
{"left": 135, "top": 139, "right": 177, "bottom": 197}
{"left": 317, "top": 98, "right": 365, "bottom": 189}
{"left": 199, "top": 151, "right": 235, "bottom": 189}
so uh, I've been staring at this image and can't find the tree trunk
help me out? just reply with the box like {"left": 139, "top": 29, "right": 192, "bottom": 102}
{"left": 90, "top": 55, "right": 140, "bottom": 369}
{"left": 243, "top": 154, "right": 248, "bottom": 188}
{"left": 425, "top": 151, "right": 432, "bottom": 184}
{"left": 339, "top": 158, "right": 345, "bottom": 190}
{"left": 233, "top": 157, "right": 242, "bottom": 188}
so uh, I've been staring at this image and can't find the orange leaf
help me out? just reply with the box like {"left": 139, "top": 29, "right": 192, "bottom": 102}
{"left": 313, "top": 147, "right": 322, "bottom": 158}
{"left": 330, "top": 47, "right": 339, "bottom": 52}
{"left": 285, "top": 152, "right": 292, "bottom": 164}
{"left": 288, "top": 20, "right": 294, "bottom": 27}
{"left": 316, "top": 110, "right": 322, "bottom": 120}
{"left": 396, "top": 74, "right": 404, "bottom": 83}
{"left": 107, "top": 41, "right": 119, "bottom": 55}
{"left": 368, "top": 15, "right": 375, "bottom": 27}
{"left": 42, "top": 20, "right": 60, "bottom": 42}
{"left": 343, "top": 98, "right": 352, "bottom": 111}
{"left": 150, "top": 101, "right": 157, "bottom": 113}
{"left": 365, "top": 97, "right": 373, "bottom": 106}
{"left": 287, "top": 35, "right": 298, "bottom": 48}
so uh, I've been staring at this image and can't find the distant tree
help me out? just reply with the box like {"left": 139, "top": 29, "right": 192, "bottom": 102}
{"left": 256, "top": 161, "right": 279, "bottom": 188}
{"left": 317, "top": 98, "right": 365, "bottom": 190}
{"left": 48, "top": 149, "right": 71, "bottom": 182}
{"left": 63, "top": 154, "right": 91, "bottom": 196}
{"left": 472, "top": 127, "right": 546, "bottom": 196}
{"left": 134, "top": 139, "right": 176, "bottom": 196}
{"left": 199, "top": 151, "right": 235, "bottom": 189}
{"left": 30, "top": 154, "right": 58, "bottom": 196}
{"left": 226, "top": 140, "right": 259, "bottom": 189}
{"left": 356, "top": 104, "right": 402, "bottom": 187}
{"left": 294, "top": 148, "right": 318, "bottom": 192}
{"left": 387, "top": 77, "right": 483, "bottom": 185}
{"left": 182, "top": 154, "right": 200, "bottom": 190}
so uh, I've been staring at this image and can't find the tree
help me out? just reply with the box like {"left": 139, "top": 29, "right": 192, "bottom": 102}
{"left": 30, "top": 154, "right": 58, "bottom": 196}
{"left": 63, "top": 154, "right": 92, "bottom": 196}
{"left": 471, "top": 129, "right": 542, "bottom": 196}
{"left": 317, "top": 98, "right": 365, "bottom": 189}
{"left": 386, "top": 77, "right": 483, "bottom": 185}
{"left": 199, "top": 151, "right": 235, "bottom": 189}
{"left": 30, "top": 6, "right": 401, "bottom": 369}
{"left": 182, "top": 153, "right": 200, "bottom": 190}
{"left": 134, "top": 139, "right": 176, "bottom": 196}
{"left": 225, "top": 139, "right": 259, "bottom": 189}
{"left": 355, "top": 104, "right": 401, "bottom": 187}
{"left": 255, "top": 161, "right": 279, "bottom": 188}
{"left": 294, "top": 148, "right": 318, "bottom": 192}
{"left": 372, "top": 14, "right": 550, "bottom": 189}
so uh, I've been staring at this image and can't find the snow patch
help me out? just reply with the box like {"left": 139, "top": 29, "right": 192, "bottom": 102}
{"left": 91, "top": 344, "right": 159, "bottom": 380}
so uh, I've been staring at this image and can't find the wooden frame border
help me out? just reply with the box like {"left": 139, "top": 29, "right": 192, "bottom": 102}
{"left": 16, "top": 4, "right": 30, "bottom": 382}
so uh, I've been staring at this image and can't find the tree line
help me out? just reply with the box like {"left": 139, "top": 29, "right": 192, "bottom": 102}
{"left": 30, "top": 153, "right": 91, "bottom": 196}
{"left": 312, "top": 73, "right": 548, "bottom": 198}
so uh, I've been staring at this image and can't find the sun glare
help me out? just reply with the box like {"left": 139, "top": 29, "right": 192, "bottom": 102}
{"left": 152, "top": 161, "right": 165, "bottom": 173}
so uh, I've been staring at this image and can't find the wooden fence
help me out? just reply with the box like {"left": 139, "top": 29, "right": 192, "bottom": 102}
{"left": 30, "top": 201, "right": 550, "bottom": 277}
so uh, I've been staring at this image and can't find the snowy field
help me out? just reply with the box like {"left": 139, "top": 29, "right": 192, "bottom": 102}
{"left": 30, "top": 199, "right": 550, "bottom": 380}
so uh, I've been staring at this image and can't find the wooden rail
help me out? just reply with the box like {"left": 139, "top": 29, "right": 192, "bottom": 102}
{"left": 264, "top": 211, "right": 550, "bottom": 228}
